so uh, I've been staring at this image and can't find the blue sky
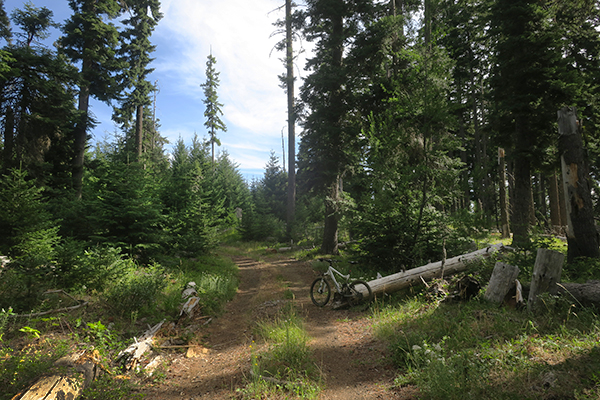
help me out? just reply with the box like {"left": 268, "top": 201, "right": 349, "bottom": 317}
{"left": 4, "top": 0, "right": 307, "bottom": 180}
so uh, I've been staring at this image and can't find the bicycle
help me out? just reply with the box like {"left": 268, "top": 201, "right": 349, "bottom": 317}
{"left": 309, "top": 258, "right": 373, "bottom": 308}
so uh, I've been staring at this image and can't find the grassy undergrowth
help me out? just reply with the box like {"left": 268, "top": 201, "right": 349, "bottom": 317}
{"left": 238, "top": 302, "right": 322, "bottom": 399}
{"left": 373, "top": 289, "right": 600, "bottom": 399}
{"left": 0, "top": 253, "right": 238, "bottom": 400}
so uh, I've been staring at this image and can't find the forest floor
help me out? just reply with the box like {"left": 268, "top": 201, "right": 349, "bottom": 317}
{"left": 137, "top": 250, "right": 416, "bottom": 399}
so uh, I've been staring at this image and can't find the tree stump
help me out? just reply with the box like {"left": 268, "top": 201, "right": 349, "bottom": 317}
{"left": 558, "top": 106, "right": 600, "bottom": 261}
{"left": 527, "top": 248, "right": 565, "bottom": 313}
{"left": 484, "top": 262, "right": 520, "bottom": 304}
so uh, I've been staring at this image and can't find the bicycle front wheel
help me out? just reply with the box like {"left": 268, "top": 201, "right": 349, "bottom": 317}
{"left": 348, "top": 280, "right": 373, "bottom": 307}
{"left": 310, "top": 277, "right": 331, "bottom": 307}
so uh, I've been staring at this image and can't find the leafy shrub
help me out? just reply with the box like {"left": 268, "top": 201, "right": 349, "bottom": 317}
{"left": 54, "top": 242, "right": 128, "bottom": 292}
{"left": 102, "top": 263, "right": 167, "bottom": 318}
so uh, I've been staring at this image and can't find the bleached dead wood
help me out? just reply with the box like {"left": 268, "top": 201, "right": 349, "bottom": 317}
{"left": 484, "top": 262, "right": 520, "bottom": 304}
{"left": 15, "top": 351, "right": 98, "bottom": 400}
{"left": 527, "top": 248, "right": 565, "bottom": 313}
{"left": 179, "top": 282, "right": 200, "bottom": 319}
{"left": 16, "top": 375, "right": 83, "bottom": 400}
{"left": 115, "top": 319, "right": 165, "bottom": 371}
{"left": 365, "top": 244, "right": 506, "bottom": 297}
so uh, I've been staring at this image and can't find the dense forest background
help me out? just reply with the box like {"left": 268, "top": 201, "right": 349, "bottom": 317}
{"left": 1, "top": 0, "right": 600, "bottom": 311}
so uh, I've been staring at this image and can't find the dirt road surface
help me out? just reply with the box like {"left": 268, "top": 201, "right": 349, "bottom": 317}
{"left": 139, "top": 254, "right": 413, "bottom": 399}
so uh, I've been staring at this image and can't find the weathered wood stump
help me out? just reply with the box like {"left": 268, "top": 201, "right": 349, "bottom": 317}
{"left": 527, "top": 248, "right": 565, "bottom": 313}
{"left": 484, "top": 262, "right": 520, "bottom": 304}
{"left": 558, "top": 106, "right": 600, "bottom": 261}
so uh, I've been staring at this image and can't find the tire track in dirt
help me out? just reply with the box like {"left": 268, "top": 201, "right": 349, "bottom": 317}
{"left": 138, "top": 254, "right": 410, "bottom": 399}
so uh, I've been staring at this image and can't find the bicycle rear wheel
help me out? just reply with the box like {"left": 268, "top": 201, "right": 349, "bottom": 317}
{"left": 348, "top": 280, "right": 373, "bottom": 307}
{"left": 310, "top": 277, "right": 331, "bottom": 307}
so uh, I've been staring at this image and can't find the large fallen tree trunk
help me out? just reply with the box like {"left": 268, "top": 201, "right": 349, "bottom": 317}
{"left": 558, "top": 281, "right": 600, "bottom": 310}
{"left": 366, "top": 244, "right": 506, "bottom": 297}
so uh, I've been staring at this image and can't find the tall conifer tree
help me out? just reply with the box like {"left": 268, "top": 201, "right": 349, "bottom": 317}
{"left": 299, "top": 0, "right": 361, "bottom": 254}
{"left": 113, "top": 0, "right": 162, "bottom": 160}
{"left": 59, "top": 0, "right": 122, "bottom": 199}
{"left": 201, "top": 53, "right": 227, "bottom": 165}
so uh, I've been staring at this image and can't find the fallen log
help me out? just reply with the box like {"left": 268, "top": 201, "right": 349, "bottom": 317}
{"left": 15, "top": 375, "right": 83, "bottom": 400}
{"left": 14, "top": 350, "right": 98, "bottom": 400}
{"left": 558, "top": 281, "right": 600, "bottom": 310}
{"left": 366, "top": 244, "right": 506, "bottom": 297}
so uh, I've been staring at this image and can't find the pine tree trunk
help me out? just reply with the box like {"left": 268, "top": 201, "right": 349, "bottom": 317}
{"left": 538, "top": 173, "right": 547, "bottom": 227}
{"left": 557, "top": 107, "right": 600, "bottom": 262}
{"left": 549, "top": 171, "right": 561, "bottom": 233}
{"left": 285, "top": 0, "right": 296, "bottom": 236}
{"left": 135, "top": 104, "right": 143, "bottom": 160}
{"left": 498, "top": 148, "right": 510, "bottom": 238}
{"left": 320, "top": 4, "right": 343, "bottom": 254}
{"left": 73, "top": 82, "right": 90, "bottom": 200}
{"left": 511, "top": 117, "right": 532, "bottom": 247}
{"left": 321, "top": 178, "right": 339, "bottom": 255}
{"left": 529, "top": 178, "right": 537, "bottom": 227}
{"left": 3, "top": 107, "right": 14, "bottom": 172}
{"left": 558, "top": 170, "right": 568, "bottom": 232}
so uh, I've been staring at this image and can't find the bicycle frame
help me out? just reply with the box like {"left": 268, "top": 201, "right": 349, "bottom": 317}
{"left": 310, "top": 259, "right": 373, "bottom": 308}
{"left": 324, "top": 265, "right": 350, "bottom": 294}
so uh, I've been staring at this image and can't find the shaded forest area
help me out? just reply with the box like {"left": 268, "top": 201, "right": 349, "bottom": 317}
{"left": 1, "top": 0, "right": 600, "bottom": 316}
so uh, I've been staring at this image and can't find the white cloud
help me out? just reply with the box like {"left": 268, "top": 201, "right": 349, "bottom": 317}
{"left": 156, "top": 0, "right": 288, "bottom": 136}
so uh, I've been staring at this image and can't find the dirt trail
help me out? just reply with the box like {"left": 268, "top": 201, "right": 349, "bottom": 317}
{"left": 139, "top": 254, "right": 407, "bottom": 399}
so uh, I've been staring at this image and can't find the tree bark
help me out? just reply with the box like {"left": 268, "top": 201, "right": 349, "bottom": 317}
{"left": 498, "top": 148, "right": 510, "bottom": 239}
{"left": 484, "top": 262, "right": 520, "bottom": 304}
{"left": 285, "top": 0, "right": 296, "bottom": 237}
{"left": 549, "top": 171, "right": 561, "bottom": 233}
{"left": 18, "top": 351, "right": 96, "bottom": 400}
{"left": 2, "top": 106, "right": 14, "bottom": 172}
{"left": 527, "top": 248, "right": 565, "bottom": 313}
{"left": 73, "top": 82, "right": 90, "bottom": 200}
{"left": 537, "top": 173, "right": 547, "bottom": 227}
{"left": 135, "top": 104, "right": 143, "bottom": 160}
{"left": 320, "top": 5, "right": 344, "bottom": 254}
{"left": 559, "top": 281, "right": 600, "bottom": 310}
{"left": 511, "top": 117, "right": 532, "bottom": 247}
{"left": 558, "top": 170, "right": 568, "bottom": 232}
{"left": 557, "top": 107, "right": 600, "bottom": 262}
{"left": 366, "top": 244, "right": 505, "bottom": 296}
{"left": 321, "top": 178, "right": 339, "bottom": 254}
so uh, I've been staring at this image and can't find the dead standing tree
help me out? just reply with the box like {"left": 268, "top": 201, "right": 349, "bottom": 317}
{"left": 557, "top": 107, "right": 600, "bottom": 262}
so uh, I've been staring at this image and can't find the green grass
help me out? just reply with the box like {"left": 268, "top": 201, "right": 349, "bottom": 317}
{"left": 371, "top": 292, "right": 600, "bottom": 399}
{"left": 239, "top": 302, "right": 322, "bottom": 399}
